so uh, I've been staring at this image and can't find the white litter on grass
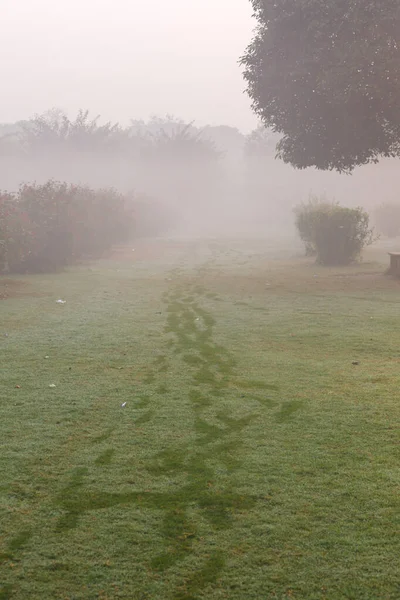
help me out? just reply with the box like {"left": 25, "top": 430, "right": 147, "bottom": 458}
{"left": 49, "top": 384, "right": 56, "bottom": 388}
{"left": 56, "top": 299, "right": 66, "bottom": 304}
{"left": 121, "top": 402, "right": 127, "bottom": 408}
{"left": 45, "top": 356, "right": 50, "bottom": 359}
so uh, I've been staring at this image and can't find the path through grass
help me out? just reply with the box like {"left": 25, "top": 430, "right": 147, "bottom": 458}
{"left": 1, "top": 239, "right": 399, "bottom": 599}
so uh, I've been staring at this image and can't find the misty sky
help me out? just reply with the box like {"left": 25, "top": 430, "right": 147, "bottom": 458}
{"left": 1, "top": 0, "right": 257, "bottom": 131}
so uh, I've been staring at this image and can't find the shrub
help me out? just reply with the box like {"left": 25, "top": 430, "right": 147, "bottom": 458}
{"left": 374, "top": 203, "right": 400, "bottom": 238}
{"left": 294, "top": 200, "right": 375, "bottom": 266}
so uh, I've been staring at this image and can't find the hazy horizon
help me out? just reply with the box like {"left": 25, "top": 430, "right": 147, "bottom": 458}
{"left": 1, "top": 0, "right": 257, "bottom": 131}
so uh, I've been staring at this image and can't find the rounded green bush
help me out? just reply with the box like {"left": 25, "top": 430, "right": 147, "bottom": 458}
{"left": 294, "top": 199, "right": 375, "bottom": 266}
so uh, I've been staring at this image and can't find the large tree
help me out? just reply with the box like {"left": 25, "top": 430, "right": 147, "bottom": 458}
{"left": 241, "top": 1, "right": 400, "bottom": 172}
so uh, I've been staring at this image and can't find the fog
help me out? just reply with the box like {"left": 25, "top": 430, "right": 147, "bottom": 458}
{"left": 1, "top": 1, "right": 400, "bottom": 239}
{"left": 1, "top": 0, "right": 255, "bottom": 130}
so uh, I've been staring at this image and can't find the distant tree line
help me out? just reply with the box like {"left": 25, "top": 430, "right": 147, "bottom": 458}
{"left": 0, "top": 109, "right": 288, "bottom": 233}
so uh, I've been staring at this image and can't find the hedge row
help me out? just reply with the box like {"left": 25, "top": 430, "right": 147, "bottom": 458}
{"left": 0, "top": 181, "right": 134, "bottom": 273}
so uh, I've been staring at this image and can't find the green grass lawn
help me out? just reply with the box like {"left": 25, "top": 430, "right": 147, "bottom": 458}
{"left": 1, "top": 238, "right": 399, "bottom": 600}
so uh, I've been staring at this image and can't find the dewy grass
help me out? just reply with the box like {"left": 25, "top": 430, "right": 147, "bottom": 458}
{"left": 0, "top": 240, "right": 399, "bottom": 599}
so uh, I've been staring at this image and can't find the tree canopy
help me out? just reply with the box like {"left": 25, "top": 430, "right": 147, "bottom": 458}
{"left": 241, "top": 1, "right": 400, "bottom": 172}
